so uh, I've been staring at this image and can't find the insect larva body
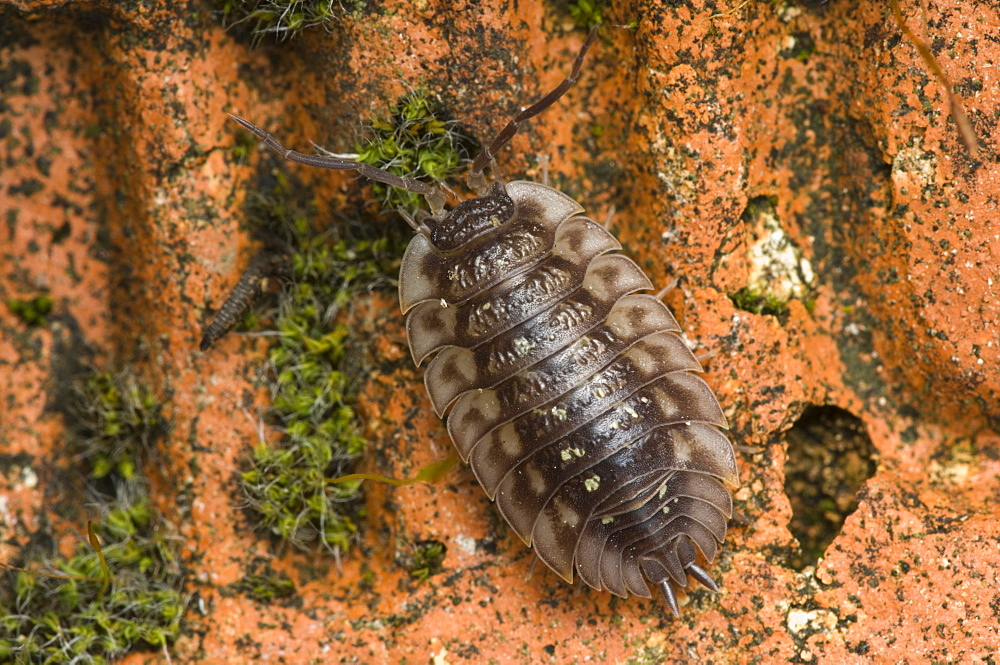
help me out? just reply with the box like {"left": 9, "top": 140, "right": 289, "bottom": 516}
{"left": 227, "top": 29, "right": 738, "bottom": 615}
{"left": 200, "top": 246, "right": 291, "bottom": 350}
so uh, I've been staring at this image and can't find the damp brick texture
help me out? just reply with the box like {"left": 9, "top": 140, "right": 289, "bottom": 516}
{"left": 1, "top": 1, "right": 999, "bottom": 663}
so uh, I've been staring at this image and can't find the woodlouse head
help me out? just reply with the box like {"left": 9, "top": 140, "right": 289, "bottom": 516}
{"left": 425, "top": 181, "right": 515, "bottom": 252}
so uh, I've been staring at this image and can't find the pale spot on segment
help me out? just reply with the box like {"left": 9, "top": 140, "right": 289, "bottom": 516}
{"left": 528, "top": 465, "right": 547, "bottom": 495}
{"left": 499, "top": 425, "right": 522, "bottom": 456}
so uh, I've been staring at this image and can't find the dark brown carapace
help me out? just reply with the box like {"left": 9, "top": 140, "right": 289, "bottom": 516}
{"left": 221, "top": 29, "right": 738, "bottom": 616}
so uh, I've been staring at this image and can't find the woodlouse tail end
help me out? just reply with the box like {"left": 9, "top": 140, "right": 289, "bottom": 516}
{"left": 686, "top": 563, "right": 719, "bottom": 593}
{"left": 659, "top": 581, "right": 681, "bottom": 618}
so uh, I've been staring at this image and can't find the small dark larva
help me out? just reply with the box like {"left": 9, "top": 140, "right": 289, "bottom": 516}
{"left": 200, "top": 245, "right": 291, "bottom": 351}
{"left": 226, "top": 30, "right": 738, "bottom": 615}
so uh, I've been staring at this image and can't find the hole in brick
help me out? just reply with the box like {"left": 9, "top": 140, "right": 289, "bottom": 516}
{"left": 784, "top": 405, "right": 877, "bottom": 570}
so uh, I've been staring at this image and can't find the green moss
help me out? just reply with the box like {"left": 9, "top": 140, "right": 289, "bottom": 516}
{"left": 232, "top": 559, "right": 296, "bottom": 603}
{"left": 231, "top": 127, "right": 258, "bottom": 162}
{"left": 235, "top": 573, "right": 296, "bottom": 603}
{"left": 227, "top": 93, "right": 460, "bottom": 555}
{"left": 561, "top": 0, "right": 604, "bottom": 30}
{"left": 65, "top": 370, "right": 166, "bottom": 482}
{"left": 0, "top": 496, "right": 185, "bottom": 664}
{"left": 6, "top": 295, "right": 53, "bottom": 326}
{"left": 729, "top": 286, "right": 790, "bottom": 317}
{"left": 237, "top": 168, "right": 403, "bottom": 555}
{"left": 624, "top": 645, "right": 669, "bottom": 665}
{"left": 211, "top": 0, "right": 365, "bottom": 45}
{"left": 743, "top": 194, "right": 779, "bottom": 220}
{"left": 402, "top": 540, "right": 446, "bottom": 583}
{"left": 355, "top": 90, "right": 476, "bottom": 212}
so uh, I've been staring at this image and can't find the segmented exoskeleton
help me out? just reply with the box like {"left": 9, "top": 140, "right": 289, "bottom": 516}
{"left": 225, "top": 29, "right": 738, "bottom": 615}
{"left": 201, "top": 246, "right": 291, "bottom": 350}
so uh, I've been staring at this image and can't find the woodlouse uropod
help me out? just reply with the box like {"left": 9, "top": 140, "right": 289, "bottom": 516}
{"left": 224, "top": 29, "right": 738, "bottom": 615}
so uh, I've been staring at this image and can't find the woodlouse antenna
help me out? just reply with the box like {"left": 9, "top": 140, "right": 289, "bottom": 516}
{"left": 226, "top": 113, "right": 449, "bottom": 215}
{"left": 467, "top": 27, "right": 598, "bottom": 192}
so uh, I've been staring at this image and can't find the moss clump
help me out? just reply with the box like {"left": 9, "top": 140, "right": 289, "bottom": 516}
{"left": 0, "top": 366, "right": 183, "bottom": 662}
{"left": 6, "top": 296, "right": 53, "bottom": 326}
{"left": 561, "top": 0, "right": 604, "bottom": 30}
{"left": 238, "top": 169, "right": 403, "bottom": 555}
{"left": 231, "top": 126, "right": 259, "bottom": 162}
{"left": 402, "top": 540, "right": 446, "bottom": 583}
{"left": 65, "top": 370, "right": 166, "bottom": 482}
{"left": 729, "top": 286, "right": 790, "bottom": 317}
{"left": 235, "top": 572, "right": 296, "bottom": 603}
{"left": 211, "top": 0, "right": 364, "bottom": 44}
{"left": 355, "top": 90, "right": 476, "bottom": 213}
{"left": 0, "top": 495, "right": 185, "bottom": 664}
{"left": 232, "top": 559, "right": 296, "bottom": 603}
{"left": 229, "top": 94, "right": 455, "bottom": 554}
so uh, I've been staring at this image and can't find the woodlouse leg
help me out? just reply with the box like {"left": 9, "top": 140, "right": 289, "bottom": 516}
{"left": 227, "top": 113, "right": 449, "bottom": 216}
{"left": 695, "top": 349, "right": 719, "bottom": 364}
{"left": 467, "top": 27, "right": 598, "bottom": 186}
{"left": 486, "top": 157, "right": 506, "bottom": 190}
{"left": 730, "top": 509, "right": 753, "bottom": 526}
{"left": 398, "top": 209, "right": 423, "bottom": 234}
{"left": 654, "top": 278, "right": 679, "bottom": 302}
{"left": 524, "top": 552, "right": 541, "bottom": 581}
{"left": 599, "top": 204, "right": 615, "bottom": 231}
{"left": 535, "top": 153, "right": 550, "bottom": 187}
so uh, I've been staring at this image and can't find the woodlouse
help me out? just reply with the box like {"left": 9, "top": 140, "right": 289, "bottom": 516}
{"left": 225, "top": 30, "right": 738, "bottom": 615}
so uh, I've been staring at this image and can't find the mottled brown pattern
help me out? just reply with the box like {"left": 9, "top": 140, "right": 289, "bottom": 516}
{"left": 403, "top": 179, "right": 738, "bottom": 615}
{"left": 404, "top": 218, "right": 617, "bottom": 363}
